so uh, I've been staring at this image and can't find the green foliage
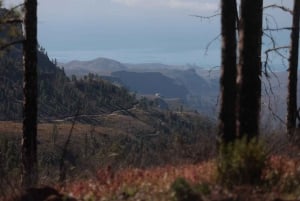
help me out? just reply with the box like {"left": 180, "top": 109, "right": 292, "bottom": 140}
{"left": 171, "top": 178, "right": 201, "bottom": 201}
{"left": 121, "top": 186, "right": 138, "bottom": 199}
{"left": 194, "top": 182, "right": 211, "bottom": 196}
{"left": 217, "top": 137, "right": 267, "bottom": 186}
{"left": 0, "top": 136, "right": 20, "bottom": 180}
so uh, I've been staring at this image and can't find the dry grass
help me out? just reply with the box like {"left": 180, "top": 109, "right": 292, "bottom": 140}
{"left": 62, "top": 161, "right": 216, "bottom": 201}
{"left": 56, "top": 154, "right": 300, "bottom": 201}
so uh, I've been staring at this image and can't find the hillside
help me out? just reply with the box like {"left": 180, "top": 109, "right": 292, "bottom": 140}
{"left": 63, "top": 56, "right": 300, "bottom": 126}
{"left": 62, "top": 57, "right": 128, "bottom": 76}
{"left": 0, "top": 46, "right": 136, "bottom": 120}
{"left": 111, "top": 71, "right": 189, "bottom": 99}
{"left": 63, "top": 57, "right": 220, "bottom": 116}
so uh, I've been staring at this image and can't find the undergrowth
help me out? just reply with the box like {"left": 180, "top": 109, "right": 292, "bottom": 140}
{"left": 217, "top": 137, "right": 267, "bottom": 187}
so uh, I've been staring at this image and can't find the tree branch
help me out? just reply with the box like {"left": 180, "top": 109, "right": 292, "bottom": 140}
{"left": 264, "top": 4, "right": 293, "bottom": 15}
{"left": 0, "top": 40, "right": 24, "bottom": 51}
{"left": 190, "top": 13, "right": 220, "bottom": 20}
{"left": 264, "top": 46, "right": 290, "bottom": 59}
{"left": 264, "top": 27, "right": 292, "bottom": 31}
{"left": 3, "top": 19, "right": 23, "bottom": 24}
{"left": 205, "top": 34, "right": 221, "bottom": 55}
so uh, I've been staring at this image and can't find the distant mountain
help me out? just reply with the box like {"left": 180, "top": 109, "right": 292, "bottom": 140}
{"left": 62, "top": 57, "right": 220, "bottom": 116}
{"left": 62, "top": 57, "right": 128, "bottom": 76}
{"left": 111, "top": 71, "right": 189, "bottom": 99}
{"left": 61, "top": 56, "right": 299, "bottom": 123}
{"left": 160, "top": 68, "right": 219, "bottom": 114}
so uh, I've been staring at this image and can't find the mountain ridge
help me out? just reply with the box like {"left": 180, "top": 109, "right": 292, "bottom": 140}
{"left": 60, "top": 56, "right": 297, "bottom": 126}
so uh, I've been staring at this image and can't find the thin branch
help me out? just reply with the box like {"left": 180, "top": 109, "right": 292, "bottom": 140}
{"left": 264, "top": 46, "right": 290, "bottom": 60}
{"left": 205, "top": 34, "right": 221, "bottom": 55}
{"left": 0, "top": 40, "right": 24, "bottom": 51}
{"left": 3, "top": 19, "right": 23, "bottom": 24}
{"left": 190, "top": 13, "right": 220, "bottom": 20}
{"left": 264, "top": 4, "right": 293, "bottom": 15}
{"left": 262, "top": 80, "right": 285, "bottom": 125}
{"left": 0, "top": 4, "right": 24, "bottom": 18}
{"left": 264, "top": 14, "right": 279, "bottom": 31}
{"left": 59, "top": 106, "right": 81, "bottom": 184}
{"left": 264, "top": 27, "right": 292, "bottom": 31}
{"left": 8, "top": 3, "right": 24, "bottom": 11}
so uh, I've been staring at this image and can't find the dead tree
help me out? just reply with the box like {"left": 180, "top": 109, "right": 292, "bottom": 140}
{"left": 287, "top": 0, "right": 300, "bottom": 138}
{"left": 218, "top": 0, "right": 238, "bottom": 143}
{"left": 237, "top": 0, "right": 263, "bottom": 139}
{"left": 21, "top": 0, "right": 38, "bottom": 187}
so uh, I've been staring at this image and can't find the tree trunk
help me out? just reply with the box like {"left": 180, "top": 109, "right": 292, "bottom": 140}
{"left": 22, "top": 0, "right": 38, "bottom": 187}
{"left": 237, "top": 0, "right": 263, "bottom": 139}
{"left": 218, "top": 0, "right": 237, "bottom": 144}
{"left": 287, "top": 0, "right": 300, "bottom": 138}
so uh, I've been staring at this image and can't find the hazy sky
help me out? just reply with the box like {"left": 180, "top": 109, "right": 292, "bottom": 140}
{"left": 3, "top": 0, "right": 293, "bottom": 66}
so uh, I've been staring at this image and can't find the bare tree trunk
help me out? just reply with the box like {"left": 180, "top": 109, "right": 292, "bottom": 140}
{"left": 218, "top": 0, "right": 237, "bottom": 144}
{"left": 22, "top": 0, "right": 38, "bottom": 187}
{"left": 287, "top": 0, "right": 300, "bottom": 138}
{"left": 237, "top": 0, "right": 263, "bottom": 139}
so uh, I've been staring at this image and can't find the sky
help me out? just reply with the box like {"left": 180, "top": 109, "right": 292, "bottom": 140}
{"left": 3, "top": 0, "right": 293, "bottom": 67}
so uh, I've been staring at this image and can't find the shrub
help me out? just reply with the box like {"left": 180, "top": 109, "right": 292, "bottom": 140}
{"left": 217, "top": 137, "right": 267, "bottom": 187}
{"left": 171, "top": 177, "right": 201, "bottom": 201}
{"left": 263, "top": 156, "right": 300, "bottom": 194}
{"left": 194, "top": 182, "right": 211, "bottom": 196}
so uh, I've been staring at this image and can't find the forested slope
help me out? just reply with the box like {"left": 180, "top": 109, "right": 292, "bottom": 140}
{"left": 0, "top": 45, "right": 136, "bottom": 120}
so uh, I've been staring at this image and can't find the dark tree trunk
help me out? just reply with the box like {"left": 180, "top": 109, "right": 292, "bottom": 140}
{"left": 237, "top": 0, "right": 263, "bottom": 139}
{"left": 22, "top": 0, "right": 38, "bottom": 187}
{"left": 218, "top": 0, "right": 237, "bottom": 144}
{"left": 287, "top": 0, "right": 300, "bottom": 138}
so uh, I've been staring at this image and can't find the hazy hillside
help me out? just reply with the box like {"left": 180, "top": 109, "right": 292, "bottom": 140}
{"left": 62, "top": 57, "right": 220, "bottom": 116}
{"left": 111, "top": 71, "right": 189, "bottom": 99}
{"left": 61, "top": 56, "right": 300, "bottom": 124}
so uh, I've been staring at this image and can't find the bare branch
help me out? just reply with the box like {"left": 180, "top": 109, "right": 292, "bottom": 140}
{"left": 3, "top": 19, "right": 23, "bottom": 24}
{"left": 264, "top": 46, "right": 290, "bottom": 60}
{"left": 0, "top": 40, "right": 24, "bottom": 51}
{"left": 264, "top": 4, "right": 293, "bottom": 15}
{"left": 264, "top": 14, "right": 279, "bottom": 31}
{"left": 0, "top": 3, "right": 24, "bottom": 23}
{"left": 262, "top": 79, "right": 286, "bottom": 125}
{"left": 8, "top": 3, "right": 24, "bottom": 11}
{"left": 204, "top": 34, "right": 221, "bottom": 55}
{"left": 190, "top": 13, "right": 220, "bottom": 20}
{"left": 264, "top": 27, "right": 292, "bottom": 31}
{"left": 59, "top": 106, "right": 81, "bottom": 184}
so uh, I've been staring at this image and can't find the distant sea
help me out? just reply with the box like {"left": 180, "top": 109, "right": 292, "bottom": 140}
{"left": 47, "top": 48, "right": 221, "bottom": 68}
{"left": 46, "top": 47, "right": 288, "bottom": 72}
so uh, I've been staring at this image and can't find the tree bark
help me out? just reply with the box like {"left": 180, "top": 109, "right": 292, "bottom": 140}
{"left": 237, "top": 0, "right": 263, "bottom": 139}
{"left": 287, "top": 0, "right": 300, "bottom": 138}
{"left": 22, "top": 0, "right": 38, "bottom": 187}
{"left": 218, "top": 0, "right": 237, "bottom": 144}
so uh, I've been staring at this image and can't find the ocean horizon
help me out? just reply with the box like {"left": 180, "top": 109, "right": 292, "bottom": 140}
{"left": 47, "top": 47, "right": 221, "bottom": 67}
{"left": 47, "top": 48, "right": 288, "bottom": 72}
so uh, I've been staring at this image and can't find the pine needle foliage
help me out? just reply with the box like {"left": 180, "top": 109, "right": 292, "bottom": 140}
{"left": 217, "top": 137, "right": 267, "bottom": 187}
